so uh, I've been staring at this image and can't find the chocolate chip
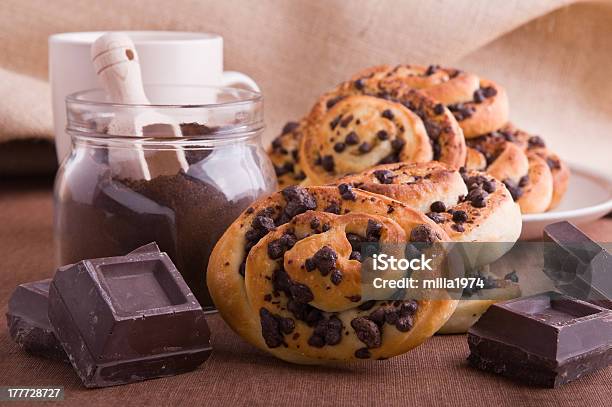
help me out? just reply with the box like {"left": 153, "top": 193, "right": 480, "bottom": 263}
{"left": 451, "top": 223, "right": 465, "bottom": 232}
{"left": 368, "top": 308, "right": 386, "bottom": 326}
{"left": 400, "top": 300, "right": 418, "bottom": 316}
{"left": 345, "top": 131, "right": 359, "bottom": 145}
{"left": 373, "top": 169, "right": 394, "bottom": 184}
{"left": 340, "top": 114, "right": 354, "bottom": 128}
{"left": 354, "top": 348, "right": 371, "bottom": 359}
{"left": 333, "top": 142, "right": 346, "bottom": 153}
{"left": 279, "top": 317, "right": 295, "bottom": 334}
{"left": 282, "top": 121, "right": 300, "bottom": 135}
{"left": 384, "top": 308, "right": 398, "bottom": 324}
{"left": 338, "top": 183, "right": 357, "bottom": 201}
{"left": 330, "top": 115, "right": 342, "bottom": 130}
{"left": 473, "top": 88, "right": 485, "bottom": 103}
{"left": 358, "top": 142, "right": 372, "bottom": 154}
{"left": 430, "top": 201, "right": 446, "bottom": 213}
{"left": 409, "top": 224, "right": 437, "bottom": 244}
{"left": 471, "top": 196, "right": 487, "bottom": 208}
{"left": 320, "top": 155, "right": 335, "bottom": 172}
{"left": 425, "top": 65, "right": 439, "bottom": 76}
{"left": 433, "top": 103, "right": 445, "bottom": 115}
{"left": 504, "top": 271, "right": 519, "bottom": 283}
{"left": 452, "top": 210, "right": 468, "bottom": 223}
{"left": 308, "top": 334, "right": 325, "bottom": 348}
{"left": 381, "top": 109, "right": 394, "bottom": 120}
{"left": 326, "top": 96, "right": 344, "bottom": 109}
{"left": 267, "top": 239, "right": 284, "bottom": 259}
{"left": 391, "top": 138, "right": 405, "bottom": 151}
{"left": 305, "top": 258, "right": 316, "bottom": 272}
{"left": 426, "top": 211, "right": 445, "bottom": 224}
{"left": 310, "top": 217, "right": 321, "bottom": 230}
{"left": 351, "top": 317, "right": 381, "bottom": 348}
{"left": 322, "top": 223, "right": 331, "bottom": 232}
{"left": 324, "top": 201, "right": 341, "bottom": 214}
{"left": 448, "top": 103, "right": 474, "bottom": 121}
{"left": 290, "top": 283, "right": 314, "bottom": 303}
{"left": 312, "top": 246, "right": 338, "bottom": 276}
{"left": 349, "top": 251, "right": 362, "bottom": 262}
{"left": 330, "top": 269, "right": 343, "bottom": 285}
{"left": 281, "top": 186, "right": 317, "bottom": 221}
{"left": 546, "top": 157, "right": 561, "bottom": 170}
{"left": 260, "top": 308, "right": 284, "bottom": 348}
{"left": 377, "top": 130, "right": 389, "bottom": 140}
{"left": 503, "top": 179, "right": 523, "bottom": 201}
{"left": 483, "top": 180, "right": 496, "bottom": 193}
{"left": 366, "top": 220, "right": 383, "bottom": 241}
{"left": 395, "top": 316, "right": 413, "bottom": 332}
{"left": 519, "top": 175, "right": 529, "bottom": 188}
{"left": 354, "top": 79, "right": 365, "bottom": 90}
{"left": 482, "top": 86, "right": 497, "bottom": 98}
{"left": 324, "top": 316, "right": 343, "bottom": 345}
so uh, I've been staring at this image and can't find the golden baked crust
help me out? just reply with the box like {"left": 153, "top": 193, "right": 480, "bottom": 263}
{"left": 207, "top": 185, "right": 458, "bottom": 364}
{"left": 465, "top": 123, "right": 569, "bottom": 213}
{"left": 336, "top": 161, "right": 522, "bottom": 244}
{"left": 346, "top": 65, "right": 508, "bottom": 138}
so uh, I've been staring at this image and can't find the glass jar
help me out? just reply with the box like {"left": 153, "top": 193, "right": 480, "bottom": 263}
{"left": 54, "top": 85, "right": 276, "bottom": 309}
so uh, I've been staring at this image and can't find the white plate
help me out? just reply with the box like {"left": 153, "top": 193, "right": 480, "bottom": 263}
{"left": 520, "top": 163, "right": 612, "bottom": 240}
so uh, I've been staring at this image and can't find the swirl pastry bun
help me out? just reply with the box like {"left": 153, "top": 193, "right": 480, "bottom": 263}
{"left": 207, "top": 185, "right": 458, "bottom": 364}
{"left": 347, "top": 64, "right": 509, "bottom": 138}
{"left": 465, "top": 124, "right": 569, "bottom": 213}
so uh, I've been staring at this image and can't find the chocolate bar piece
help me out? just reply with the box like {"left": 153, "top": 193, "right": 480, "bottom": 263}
{"left": 48, "top": 248, "right": 212, "bottom": 388}
{"left": 543, "top": 221, "right": 612, "bottom": 308}
{"left": 6, "top": 279, "right": 68, "bottom": 362}
{"left": 468, "top": 292, "right": 612, "bottom": 387}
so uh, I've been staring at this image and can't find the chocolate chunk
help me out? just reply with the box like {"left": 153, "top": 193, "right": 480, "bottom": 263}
{"left": 260, "top": 308, "right": 285, "bottom": 348}
{"left": 425, "top": 65, "right": 439, "bottom": 75}
{"left": 354, "top": 79, "right": 365, "bottom": 90}
{"left": 391, "top": 138, "right": 405, "bottom": 151}
{"left": 448, "top": 103, "right": 474, "bottom": 121}
{"left": 272, "top": 268, "right": 292, "bottom": 295}
{"left": 528, "top": 135, "right": 546, "bottom": 149}
{"left": 358, "top": 142, "right": 372, "bottom": 154}
{"left": 373, "top": 169, "right": 395, "bottom": 184}
{"left": 355, "top": 347, "right": 371, "bottom": 359}
{"left": 433, "top": 103, "right": 445, "bottom": 115}
{"left": 366, "top": 220, "right": 383, "bottom": 241}
{"left": 324, "top": 316, "right": 343, "bottom": 345}
{"left": 267, "top": 233, "right": 297, "bottom": 260}
{"left": 368, "top": 308, "right": 386, "bottom": 326}
{"left": 345, "top": 131, "right": 359, "bottom": 145}
{"left": 290, "top": 283, "right": 315, "bottom": 304}
{"left": 334, "top": 142, "right": 346, "bottom": 153}
{"left": 48, "top": 250, "right": 211, "bottom": 388}
{"left": 349, "top": 251, "right": 363, "bottom": 262}
{"left": 307, "top": 333, "right": 325, "bottom": 348}
{"left": 330, "top": 115, "right": 342, "bottom": 130}
{"left": 326, "top": 96, "right": 344, "bottom": 109}
{"left": 7, "top": 279, "right": 68, "bottom": 362}
{"left": 321, "top": 155, "right": 335, "bottom": 172}
{"left": 324, "top": 201, "right": 341, "bottom": 215}
{"left": 305, "top": 258, "right": 316, "bottom": 272}
{"left": 395, "top": 316, "right": 413, "bottom": 332}
{"left": 518, "top": 175, "right": 530, "bottom": 188}
{"left": 430, "top": 201, "right": 446, "bottom": 213}
{"left": 381, "top": 109, "right": 394, "bottom": 120}
{"left": 546, "top": 157, "right": 561, "bottom": 170}
{"left": 281, "top": 186, "right": 317, "bottom": 220}
{"left": 312, "top": 246, "right": 338, "bottom": 276}
{"left": 282, "top": 121, "right": 300, "bottom": 135}
{"left": 482, "top": 180, "right": 496, "bottom": 193}
{"left": 340, "top": 114, "right": 354, "bottom": 128}
{"left": 350, "top": 317, "right": 382, "bottom": 348}
{"left": 330, "top": 269, "right": 343, "bottom": 285}
{"left": 504, "top": 271, "right": 519, "bottom": 283}
{"left": 409, "top": 225, "right": 437, "bottom": 244}
{"left": 377, "top": 130, "right": 389, "bottom": 140}
{"left": 426, "top": 212, "right": 445, "bottom": 224}
{"left": 451, "top": 223, "right": 465, "bottom": 232}
{"left": 338, "top": 183, "right": 357, "bottom": 201}
{"left": 468, "top": 292, "right": 612, "bottom": 388}
{"left": 452, "top": 210, "right": 468, "bottom": 223}
{"left": 400, "top": 300, "right": 418, "bottom": 316}
{"left": 310, "top": 217, "right": 321, "bottom": 230}
{"left": 503, "top": 179, "right": 523, "bottom": 201}
{"left": 473, "top": 88, "right": 485, "bottom": 103}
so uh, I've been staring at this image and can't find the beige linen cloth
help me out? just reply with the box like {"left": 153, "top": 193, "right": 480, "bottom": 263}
{"left": 0, "top": 0, "right": 610, "bottom": 175}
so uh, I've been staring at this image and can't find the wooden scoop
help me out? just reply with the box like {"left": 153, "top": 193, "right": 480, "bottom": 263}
{"left": 91, "top": 32, "right": 188, "bottom": 179}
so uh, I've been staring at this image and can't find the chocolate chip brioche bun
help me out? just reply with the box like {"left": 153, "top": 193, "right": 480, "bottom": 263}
{"left": 465, "top": 124, "right": 569, "bottom": 213}
{"left": 346, "top": 64, "right": 509, "bottom": 138}
{"left": 207, "top": 185, "right": 458, "bottom": 364}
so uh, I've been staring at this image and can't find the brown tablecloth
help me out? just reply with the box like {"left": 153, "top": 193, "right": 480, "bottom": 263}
{"left": 1, "top": 179, "right": 610, "bottom": 407}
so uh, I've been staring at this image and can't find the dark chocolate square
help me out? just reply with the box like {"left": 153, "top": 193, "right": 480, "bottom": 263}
{"left": 468, "top": 292, "right": 612, "bottom": 387}
{"left": 48, "top": 250, "right": 211, "bottom": 388}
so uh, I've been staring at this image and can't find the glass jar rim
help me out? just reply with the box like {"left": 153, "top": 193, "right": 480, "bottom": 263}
{"left": 66, "top": 84, "right": 262, "bottom": 109}
{"left": 65, "top": 85, "right": 264, "bottom": 141}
